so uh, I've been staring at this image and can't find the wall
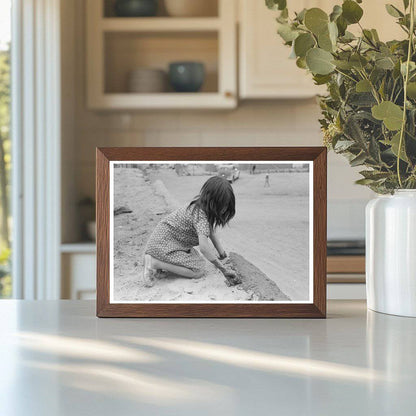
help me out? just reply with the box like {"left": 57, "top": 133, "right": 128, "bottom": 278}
{"left": 61, "top": 0, "right": 374, "bottom": 243}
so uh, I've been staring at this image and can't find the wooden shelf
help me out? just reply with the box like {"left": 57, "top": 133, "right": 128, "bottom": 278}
{"left": 327, "top": 274, "right": 365, "bottom": 283}
{"left": 61, "top": 242, "right": 96, "bottom": 254}
{"left": 327, "top": 256, "right": 365, "bottom": 274}
{"left": 101, "top": 17, "right": 221, "bottom": 32}
{"left": 86, "top": 0, "right": 237, "bottom": 110}
{"left": 89, "top": 92, "right": 235, "bottom": 110}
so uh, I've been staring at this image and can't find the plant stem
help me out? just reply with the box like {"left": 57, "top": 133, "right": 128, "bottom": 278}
{"left": 358, "top": 69, "right": 380, "bottom": 104}
{"left": 397, "top": 0, "right": 415, "bottom": 188}
{"left": 334, "top": 68, "right": 357, "bottom": 83}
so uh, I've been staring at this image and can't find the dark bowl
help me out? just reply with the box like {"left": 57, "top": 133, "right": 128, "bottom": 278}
{"left": 114, "top": 0, "right": 158, "bottom": 17}
{"left": 168, "top": 62, "right": 205, "bottom": 93}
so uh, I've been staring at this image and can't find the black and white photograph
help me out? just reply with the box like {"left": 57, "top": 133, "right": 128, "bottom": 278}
{"left": 109, "top": 161, "right": 313, "bottom": 303}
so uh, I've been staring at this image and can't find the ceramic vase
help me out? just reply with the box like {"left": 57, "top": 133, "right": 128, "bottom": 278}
{"left": 366, "top": 190, "right": 416, "bottom": 317}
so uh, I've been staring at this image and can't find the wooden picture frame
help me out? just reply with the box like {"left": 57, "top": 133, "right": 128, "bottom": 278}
{"left": 96, "top": 147, "right": 327, "bottom": 318}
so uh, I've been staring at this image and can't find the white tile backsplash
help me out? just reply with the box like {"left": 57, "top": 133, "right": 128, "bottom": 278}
{"left": 328, "top": 199, "right": 368, "bottom": 240}
{"left": 72, "top": 102, "right": 372, "bottom": 241}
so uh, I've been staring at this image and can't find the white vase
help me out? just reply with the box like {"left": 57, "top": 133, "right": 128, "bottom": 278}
{"left": 366, "top": 190, "right": 416, "bottom": 317}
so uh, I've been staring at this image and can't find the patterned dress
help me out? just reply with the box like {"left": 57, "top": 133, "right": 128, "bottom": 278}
{"left": 145, "top": 205, "right": 211, "bottom": 273}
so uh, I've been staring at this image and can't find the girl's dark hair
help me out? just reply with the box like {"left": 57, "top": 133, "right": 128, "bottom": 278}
{"left": 189, "top": 176, "right": 235, "bottom": 229}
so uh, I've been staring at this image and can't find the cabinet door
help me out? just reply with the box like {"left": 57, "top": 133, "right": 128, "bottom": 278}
{"left": 239, "top": 0, "right": 320, "bottom": 99}
{"left": 238, "top": 0, "right": 403, "bottom": 99}
{"left": 360, "top": 0, "right": 404, "bottom": 41}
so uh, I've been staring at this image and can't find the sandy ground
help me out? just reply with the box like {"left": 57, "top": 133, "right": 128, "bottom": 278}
{"left": 113, "top": 166, "right": 310, "bottom": 302}
{"left": 153, "top": 168, "right": 310, "bottom": 301}
{"left": 113, "top": 167, "right": 259, "bottom": 302}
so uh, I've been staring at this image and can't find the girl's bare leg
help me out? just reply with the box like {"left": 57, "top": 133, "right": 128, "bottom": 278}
{"left": 150, "top": 256, "right": 203, "bottom": 279}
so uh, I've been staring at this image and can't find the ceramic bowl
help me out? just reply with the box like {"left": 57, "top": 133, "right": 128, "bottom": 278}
{"left": 168, "top": 62, "right": 205, "bottom": 93}
{"left": 114, "top": 0, "right": 158, "bottom": 17}
{"left": 127, "top": 68, "right": 167, "bottom": 93}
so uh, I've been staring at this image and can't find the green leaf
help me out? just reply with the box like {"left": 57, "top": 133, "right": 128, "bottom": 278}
{"left": 371, "top": 29, "right": 380, "bottom": 42}
{"left": 362, "top": 29, "right": 375, "bottom": 44}
{"left": 393, "top": 61, "right": 402, "bottom": 79}
{"left": 350, "top": 152, "right": 368, "bottom": 167}
{"left": 339, "top": 31, "right": 356, "bottom": 42}
{"left": 385, "top": 4, "right": 403, "bottom": 18}
{"left": 369, "top": 136, "right": 381, "bottom": 162}
{"left": 342, "top": 0, "right": 363, "bottom": 24}
{"left": 375, "top": 56, "right": 395, "bottom": 70}
{"left": 372, "top": 101, "right": 404, "bottom": 130}
{"left": 407, "top": 82, "right": 416, "bottom": 99}
{"left": 304, "top": 8, "right": 329, "bottom": 35}
{"left": 328, "top": 21, "right": 338, "bottom": 45}
{"left": 356, "top": 79, "right": 372, "bottom": 92}
{"left": 355, "top": 178, "right": 377, "bottom": 185}
{"left": 296, "top": 57, "right": 307, "bottom": 69}
{"left": 336, "top": 15, "right": 348, "bottom": 36}
{"left": 318, "top": 31, "right": 334, "bottom": 52}
{"left": 379, "top": 78, "right": 386, "bottom": 99}
{"left": 295, "top": 8, "right": 307, "bottom": 22}
{"left": 280, "top": 8, "right": 288, "bottom": 19}
{"left": 382, "top": 132, "right": 409, "bottom": 162}
{"left": 294, "top": 33, "right": 315, "bottom": 57}
{"left": 344, "top": 114, "right": 367, "bottom": 147}
{"left": 401, "top": 61, "right": 416, "bottom": 76}
{"left": 334, "top": 139, "right": 355, "bottom": 152}
{"left": 277, "top": 23, "right": 299, "bottom": 42}
{"left": 333, "top": 59, "right": 353, "bottom": 70}
{"left": 317, "top": 23, "right": 338, "bottom": 52}
{"left": 350, "top": 53, "right": 368, "bottom": 69}
{"left": 403, "top": 0, "right": 410, "bottom": 9}
{"left": 371, "top": 67, "right": 386, "bottom": 85}
{"left": 349, "top": 92, "right": 376, "bottom": 107}
{"left": 359, "top": 170, "right": 391, "bottom": 180}
{"left": 330, "top": 5, "right": 343, "bottom": 22}
{"left": 313, "top": 74, "right": 332, "bottom": 85}
{"left": 266, "top": 0, "right": 287, "bottom": 11}
{"left": 306, "top": 48, "right": 335, "bottom": 75}
{"left": 399, "top": 14, "right": 411, "bottom": 29}
{"left": 276, "top": 8, "right": 289, "bottom": 23}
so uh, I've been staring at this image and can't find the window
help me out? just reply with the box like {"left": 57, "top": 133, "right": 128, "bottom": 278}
{"left": 0, "top": 0, "right": 11, "bottom": 298}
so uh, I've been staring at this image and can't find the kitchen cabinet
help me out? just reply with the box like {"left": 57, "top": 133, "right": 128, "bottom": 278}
{"left": 61, "top": 244, "right": 96, "bottom": 300}
{"left": 86, "top": 0, "right": 237, "bottom": 109}
{"left": 238, "top": 0, "right": 404, "bottom": 99}
{"left": 239, "top": 0, "right": 323, "bottom": 99}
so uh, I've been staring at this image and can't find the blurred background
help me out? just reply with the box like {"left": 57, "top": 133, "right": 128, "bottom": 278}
{"left": 1, "top": 0, "right": 404, "bottom": 300}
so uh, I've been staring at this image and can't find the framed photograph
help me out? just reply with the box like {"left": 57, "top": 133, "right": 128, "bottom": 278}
{"left": 96, "top": 147, "right": 327, "bottom": 318}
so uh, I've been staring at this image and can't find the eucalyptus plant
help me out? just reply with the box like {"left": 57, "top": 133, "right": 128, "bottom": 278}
{"left": 266, "top": 0, "right": 416, "bottom": 193}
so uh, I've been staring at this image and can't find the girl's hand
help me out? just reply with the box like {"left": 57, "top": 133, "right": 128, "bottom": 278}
{"left": 223, "top": 268, "right": 236, "bottom": 278}
{"left": 210, "top": 259, "right": 241, "bottom": 285}
{"left": 218, "top": 251, "right": 228, "bottom": 260}
{"left": 223, "top": 268, "right": 241, "bottom": 286}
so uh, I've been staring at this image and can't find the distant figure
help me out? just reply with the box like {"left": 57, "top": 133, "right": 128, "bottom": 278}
{"left": 264, "top": 174, "right": 270, "bottom": 188}
{"left": 174, "top": 164, "right": 182, "bottom": 176}
{"left": 142, "top": 176, "right": 240, "bottom": 287}
{"left": 251, "top": 165, "right": 256, "bottom": 175}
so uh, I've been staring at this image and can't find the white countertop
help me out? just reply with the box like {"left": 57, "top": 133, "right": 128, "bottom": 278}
{"left": 0, "top": 300, "right": 415, "bottom": 415}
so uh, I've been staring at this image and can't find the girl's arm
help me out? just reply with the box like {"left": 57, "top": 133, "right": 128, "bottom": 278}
{"left": 199, "top": 235, "right": 236, "bottom": 278}
{"left": 209, "top": 230, "right": 227, "bottom": 259}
